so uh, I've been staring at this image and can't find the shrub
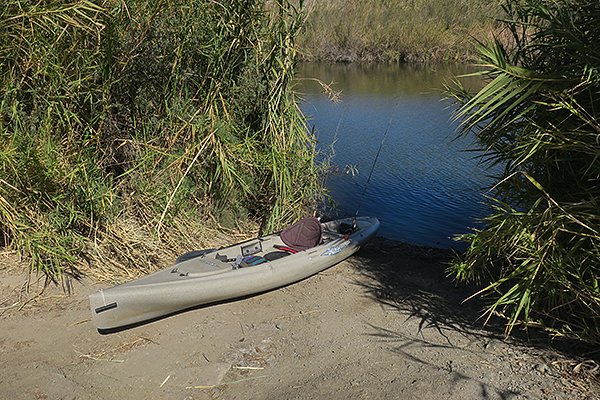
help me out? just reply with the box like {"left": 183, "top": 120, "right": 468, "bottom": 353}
{"left": 0, "top": 0, "right": 321, "bottom": 281}
{"left": 447, "top": 0, "right": 600, "bottom": 342}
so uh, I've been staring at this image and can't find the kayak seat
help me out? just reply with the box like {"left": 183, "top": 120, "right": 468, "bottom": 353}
{"left": 280, "top": 217, "right": 323, "bottom": 252}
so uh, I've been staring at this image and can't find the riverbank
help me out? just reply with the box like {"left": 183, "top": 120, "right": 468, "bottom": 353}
{"left": 1, "top": 237, "right": 598, "bottom": 399}
{"left": 298, "top": 0, "right": 502, "bottom": 63}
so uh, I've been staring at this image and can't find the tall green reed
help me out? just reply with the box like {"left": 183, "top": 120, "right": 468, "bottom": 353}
{"left": 447, "top": 0, "right": 600, "bottom": 342}
{"left": 1, "top": 0, "right": 322, "bottom": 282}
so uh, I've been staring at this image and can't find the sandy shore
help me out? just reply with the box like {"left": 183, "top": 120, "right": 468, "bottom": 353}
{"left": 0, "top": 237, "right": 597, "bottom": 399}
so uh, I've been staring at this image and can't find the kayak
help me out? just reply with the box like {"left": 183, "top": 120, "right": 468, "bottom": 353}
{"left": 89, "top": 216, "right": 380, "bottom": 331}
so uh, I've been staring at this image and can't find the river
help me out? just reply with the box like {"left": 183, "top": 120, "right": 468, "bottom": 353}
{"left": 295, "top": 62, "right": 493, "bottom": 249}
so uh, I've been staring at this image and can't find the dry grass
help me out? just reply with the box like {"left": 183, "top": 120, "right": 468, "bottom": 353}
{"left": 297, "top": 0, "right": 503, "bottom": 63}
{"left": 81, "top": 217, "right": 259, "bottom": 284}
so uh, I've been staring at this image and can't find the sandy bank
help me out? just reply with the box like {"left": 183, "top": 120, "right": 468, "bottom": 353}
{"left": 0, "top": 237, "right": 597, "bottom": 399}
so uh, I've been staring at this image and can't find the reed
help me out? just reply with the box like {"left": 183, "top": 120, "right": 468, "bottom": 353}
{"left": 447, "top": 0, "right": 600, "bottom": 343}
{"left": 0, "top": 0, "right": 322, "bottom": 282}
{"left": 297, "top": 0, "right": 503, "bottom": 63}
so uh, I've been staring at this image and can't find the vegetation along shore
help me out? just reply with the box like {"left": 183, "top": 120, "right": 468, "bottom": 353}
{"left": 2, "top": 0, "right": 600, "bottom": 372}
{"left": 445, "top": 0, "right": 600, "bottom": 347}
{"left": 297, "top": 0, "right": 504, "bottom": 63}
{"left": 1, "top": 0, "right": 320, "bottom": 284}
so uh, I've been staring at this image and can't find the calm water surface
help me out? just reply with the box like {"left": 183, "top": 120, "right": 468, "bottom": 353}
{"left": 296, "top": 63, "right": 493, "bottom": 249}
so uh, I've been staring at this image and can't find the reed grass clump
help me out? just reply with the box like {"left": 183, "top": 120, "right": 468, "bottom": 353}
{"left": 447, "top": 0, "right": 600, "bottom": 343}
{"left": 298, "top": 0, "right": 503, "bottom": 63}
{"left": 0, "top": 0, "right": 322, "bottom": 282}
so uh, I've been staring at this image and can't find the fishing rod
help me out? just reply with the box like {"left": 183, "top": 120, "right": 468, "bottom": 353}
{"left": 352, "top": 117, "right": 392, "bottom": 228}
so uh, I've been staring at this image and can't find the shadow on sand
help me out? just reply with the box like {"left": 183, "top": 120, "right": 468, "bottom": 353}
{"left": 346, "top": 236, "right": 599, "bottom": 397}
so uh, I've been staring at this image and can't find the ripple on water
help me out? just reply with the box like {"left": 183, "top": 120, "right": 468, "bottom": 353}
{"left": 297, "top": 63, "right": 494, "bottom": 249}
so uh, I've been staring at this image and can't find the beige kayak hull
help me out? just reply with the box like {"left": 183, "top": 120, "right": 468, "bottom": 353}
{"left": 89, "top": 217, "right": 379, "bottom": 331}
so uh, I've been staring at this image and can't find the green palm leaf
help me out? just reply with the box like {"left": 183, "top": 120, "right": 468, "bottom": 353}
{"left": 447, "top": 0, "right": 600, "bottom": 343}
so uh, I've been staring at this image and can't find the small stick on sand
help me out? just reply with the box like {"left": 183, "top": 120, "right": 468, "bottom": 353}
{"left": 79, "top": 354, "right": 124, "bottom": 363}
{"left": 68, "top": 318, "right": 92, "bottom": 327}
{"left": 274, "top": 309, "right": 319, "bottom": 320}
{"left": 160, "top": 375, "right": 171, "bottom": 387}
{"left": 186, "top": 375, "right": 268, "bottom": 389}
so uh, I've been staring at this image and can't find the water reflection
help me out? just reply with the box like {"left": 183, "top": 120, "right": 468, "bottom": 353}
{"left": 296, "top": 62, "right": 493, "bottom": 249}
{"left": 296, "top": 62, "right": 484, "bottom": 97}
